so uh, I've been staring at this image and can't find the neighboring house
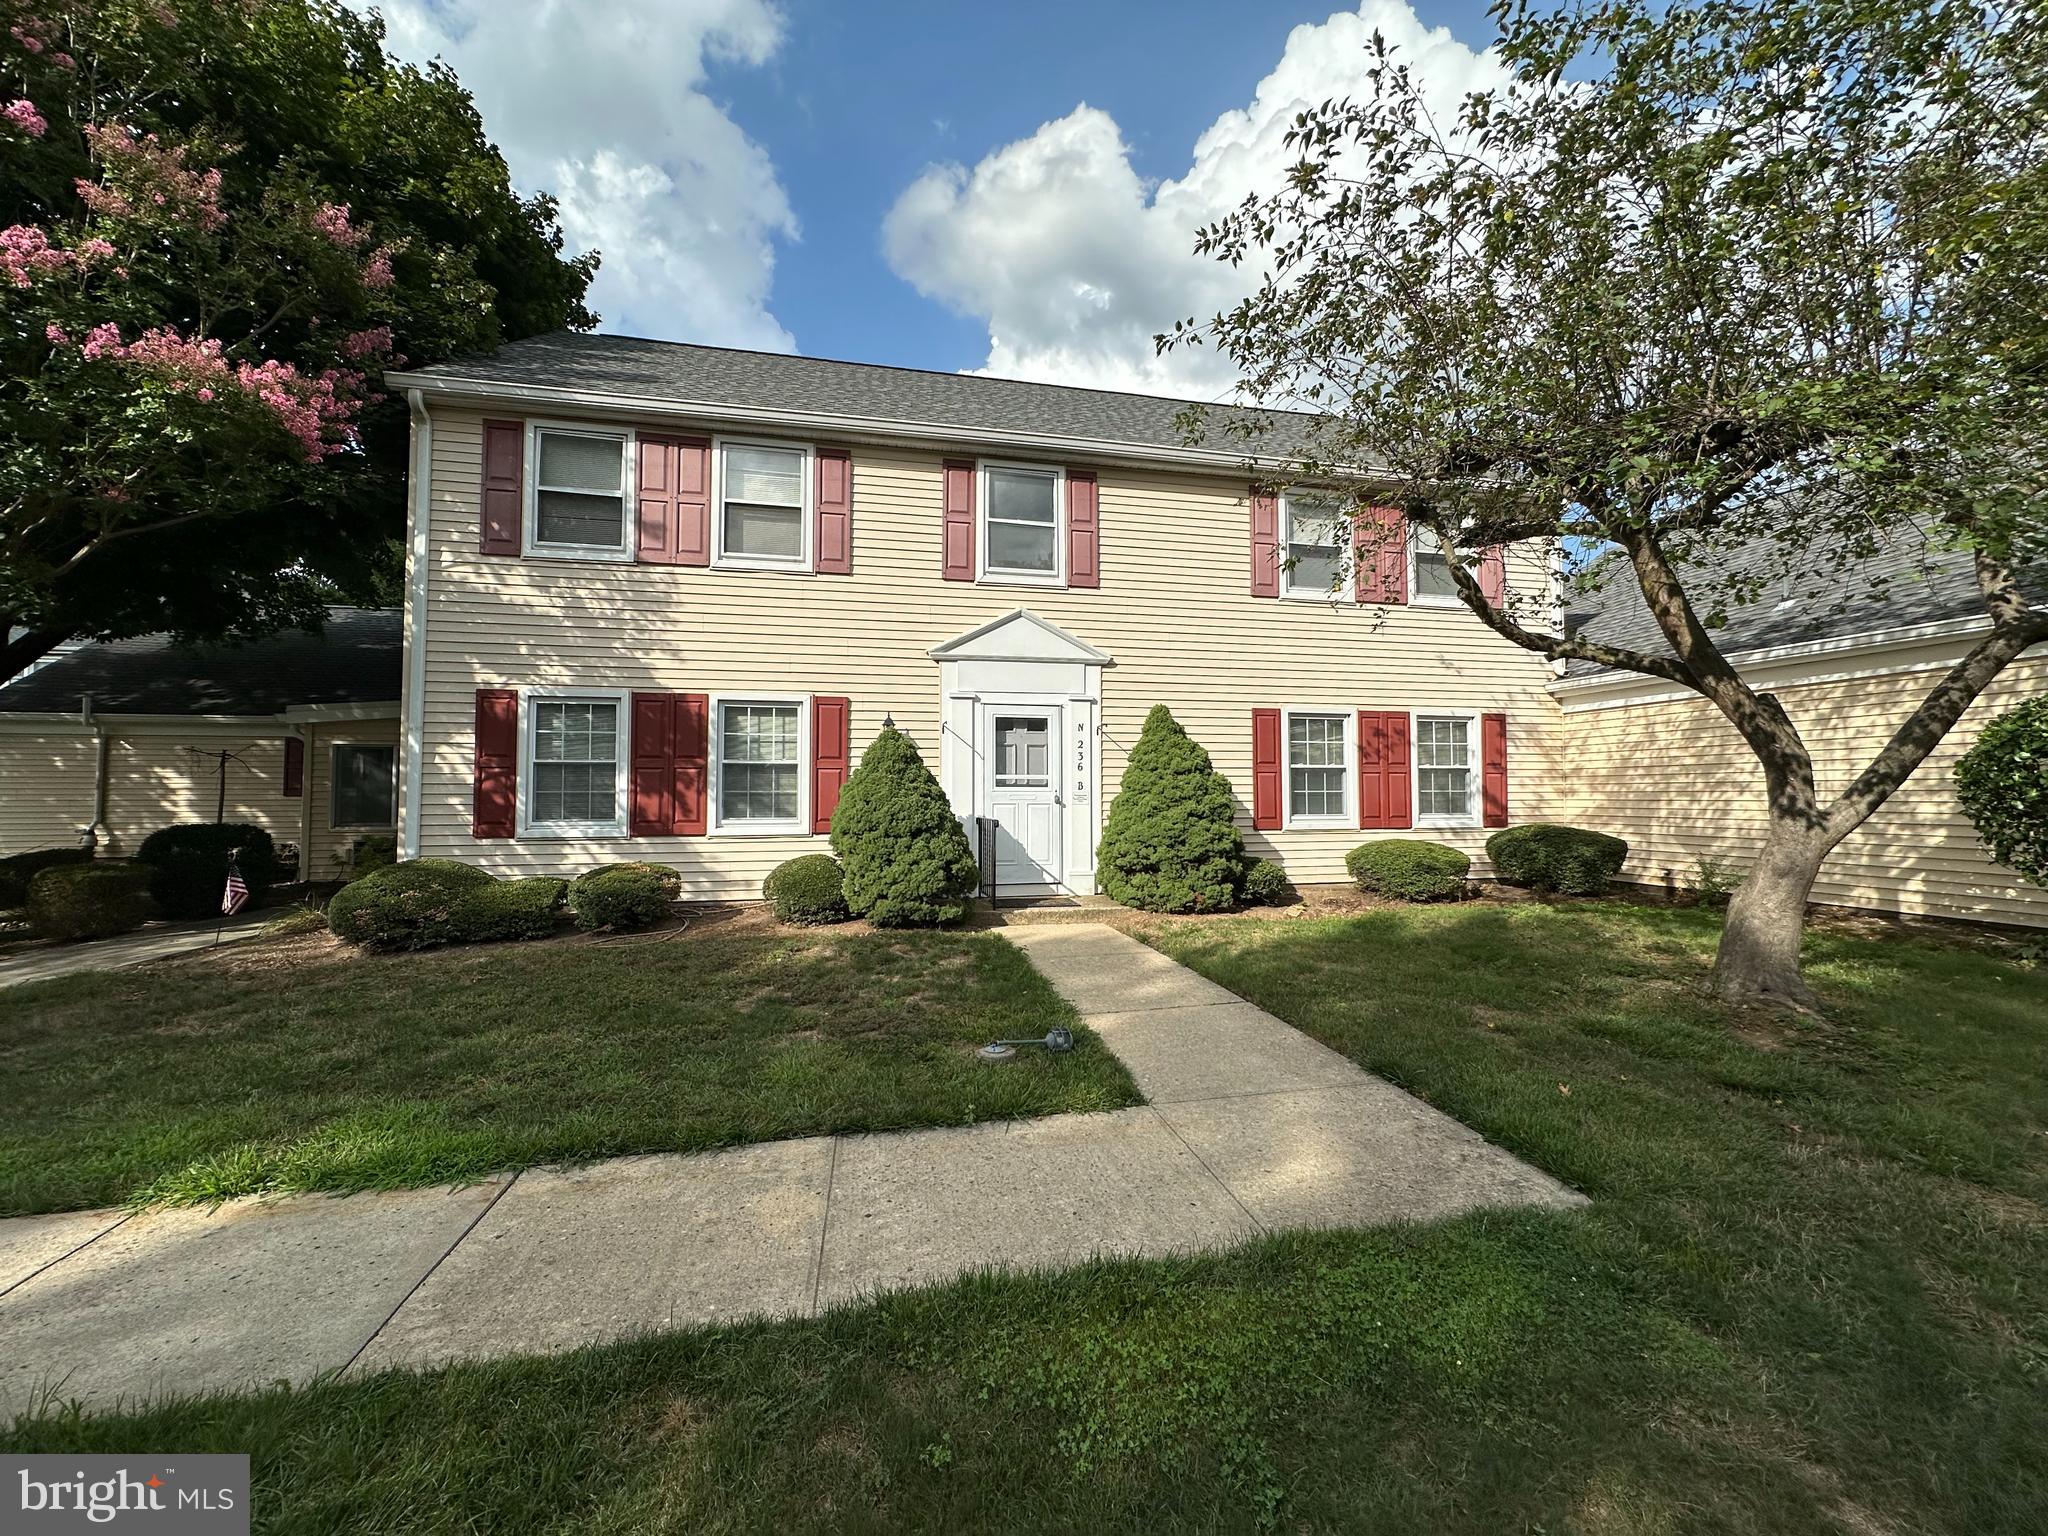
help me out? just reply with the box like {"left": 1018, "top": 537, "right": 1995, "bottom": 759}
{"left": 0, "top": 609, "right": 402, "bottom": 877}
{"left": 384, "top": 334, "right": 1562, "bottom": 903}
{"left": 1551, "top": 537, "right": 2046, "bottom": 928}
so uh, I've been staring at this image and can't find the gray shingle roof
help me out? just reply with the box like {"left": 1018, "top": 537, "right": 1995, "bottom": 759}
{"left": 0, "top": 609, "right": 402, "bottom": 716}
{"left": 392, "top": 332, "right": 1314, "bottom": 459}
{"left": 1563, "top": 529, "right": 2015, "bottom": 676}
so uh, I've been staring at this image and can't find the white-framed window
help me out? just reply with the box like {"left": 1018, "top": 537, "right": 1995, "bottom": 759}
{"left": 329, "top": 742, "right": 397, "bottom": 830}
{"left": 520, "top": 689, "right": 628, "bottom": 836}
{"left": 979, "top": 461, "right": 1064, "bottom": 584}
{"left": 712, "top": 695, "right": 808, "bottom": 834}
{"left": 1281, "top": 490, "right": 1348, "bottom": 599}
{"left": 526, "top": 424, "right": 631, "bottom": 557}
{"left": 1414, "top": 712, "right": 1478, "bottom": 826}
{"left": 1284, "top": 709, "right": 1353, "bottom": 826}
{"left": 714, "top": 436, "right": 812, "bottom": 570}
{"left": 1410, "top": 523, "right": 1465, "bottom": 606}
{"left": 992, "top": 714, "right": 1052, "bottom": 787}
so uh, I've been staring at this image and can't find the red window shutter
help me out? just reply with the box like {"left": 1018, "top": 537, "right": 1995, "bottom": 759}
{"left": 480, "top": 419, "right": 523, "bottom": 555}
{"left": 1251, "top": 709, "right": 1283, "bottom": 830}
{"left": 1358, "top": 711, "right": 1414, "bottom": 829}
{"left": 635, "top": 436, "right": 679, "bottom": 564}
{"left": 1482, "top": 711, "right": 1509, "bottom": 827}
{"left": 472, "top": 688, "right": 518, "bottom": 838}
{"left": 1477, "top": 545, "right": 1507, "bottom": 607}
{"left": 811, "top": 695, "right": 851, "bottom": 834}
{"left": 628, "top": 693, "right": 676, "bottom": 836}
{"left": 1249, "top": 491, "right": 1280, "bottom": 598}
{"left": 942, "top": 459, "right": 975, "bottom": 580}
{"left": 675, "top": 692, "right": 709, "bottom": 836}
{"left": 676, "top": 438, "right": 712, "bottom": 567}
{"left": 1066, "top": 470, "right": 1099, "bottom": 588}
{"left": 282, "top": 737, "right": 304, "bottom": 798}
{"left": 1356, "top": 507, "right": 1408, "bottom": 604}
{"left": 815, "top": 447, "right": 853, "bottom": 574}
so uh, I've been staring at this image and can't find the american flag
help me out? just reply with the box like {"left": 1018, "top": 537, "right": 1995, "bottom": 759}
{"left": 221, "top": 859, "right": 249, "bottom": 916}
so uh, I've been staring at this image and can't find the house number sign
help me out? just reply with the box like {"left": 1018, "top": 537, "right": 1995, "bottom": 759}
{"left": 1073, "top": 719, "right": 1088, "bottom": 803}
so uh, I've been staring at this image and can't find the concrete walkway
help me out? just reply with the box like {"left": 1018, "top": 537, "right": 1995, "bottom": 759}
{"left": 0, "top": 910, "right": 272, "bottom": 991}
{"left": 0, "top": 924, "right": 1583, "bottom": 1415}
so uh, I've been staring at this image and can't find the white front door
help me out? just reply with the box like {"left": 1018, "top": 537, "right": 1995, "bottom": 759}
{"left": 983, "top": 707, "right": 1063, "bottom": 891}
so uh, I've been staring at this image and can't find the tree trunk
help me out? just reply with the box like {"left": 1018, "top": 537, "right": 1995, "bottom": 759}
{"left": 1709, "top": 825, "right": 1830, "bottom": 1009}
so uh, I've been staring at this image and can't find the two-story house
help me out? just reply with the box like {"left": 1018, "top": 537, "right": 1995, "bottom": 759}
{"left": 383, "top": 333, "right": 1565, "bottom": 903}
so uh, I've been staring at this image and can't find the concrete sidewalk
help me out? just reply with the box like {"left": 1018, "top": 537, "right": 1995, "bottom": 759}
{"left": 0, "top": 924, "right": 1584, "bottom": 1415}
{"left": 0, "top": 910, "right": 272, "bottom": 991}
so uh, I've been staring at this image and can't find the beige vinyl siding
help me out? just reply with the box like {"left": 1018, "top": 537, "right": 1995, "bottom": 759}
{"left": 0, "top": 731, "right": 98, "bottom": 855}
{"left": 307, "top": 720, "right": 400, "bottom": 875}
{"left": 1553, "top": 649, "right": 2048, "bottom": 929}
{"left": 0, "top": 718, "right": 399, "bottom": 873}
{"left": 410, "top": 409, "right": 1564, "bottom": 898}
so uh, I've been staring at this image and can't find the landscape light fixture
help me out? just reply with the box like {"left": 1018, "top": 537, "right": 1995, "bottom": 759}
{"left": 977, "top": 1027, "right": 1076, "bottom": 1062}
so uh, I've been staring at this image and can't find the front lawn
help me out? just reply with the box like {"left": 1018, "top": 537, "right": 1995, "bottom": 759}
{"left": 6, "top": 902, "right": 2044, "bottom": 1533}
{"left": 0, "top": 919, "right": 1137, "bottom": 1214}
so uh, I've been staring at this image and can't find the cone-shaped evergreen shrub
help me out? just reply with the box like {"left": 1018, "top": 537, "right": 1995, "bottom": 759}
{"left": 1096, "top": 705, "right": 1246, "bottom": 912}
{"left": 829, "top": 727, "right": 979, "bottom": 926}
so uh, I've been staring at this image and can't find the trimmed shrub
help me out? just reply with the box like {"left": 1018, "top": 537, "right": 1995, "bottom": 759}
{"left": 26, "top": 861, "right": 154, "bottom": 940}
{"left": 0, "top": 846, "right": 91, "bottom": 909}
{"left": 763, "top": 854, "right": 850, "bottom": 925}
{"left": 1955, "top": 696, "right": 2048, "bottom": 889}
{"left": 1096, "top": 705, "right": 1247, "bottom": 913}
{"left": 1241, "top": 858, "right": 1294, "bottom": 906}
{"left": 448, "top": 877, "right": 566, "bottom": 943}
{"left": 1486, "top": 822, "right": 1629, "bottom": 896}
{"left": 349, "top": 834, "right": 398, "bottom": 878}
{"left": 829, "top": 726, "right": 979, "bottom": 927}
{"left": 327, "top": 858, "right": 495, "bottom": 950}
{"left": 135, "top": 823, "right": 284, "bottom": 919}
{"left": 569, "top": 861, "right": 680, "bottom": 932}
{"left": 1346, "top": 839, "right": 1472, "bottom": 902}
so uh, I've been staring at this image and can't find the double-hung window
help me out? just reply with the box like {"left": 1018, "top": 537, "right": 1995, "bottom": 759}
{"left": 715, "top": 699, "right": 804, "bottom": 832}
{"left": 530, "top": 427, "right": 629, "bottom": 554}
{"left": 1414, "top": 714, "right": 1476, "bottom": 824}
{"left": 1286, "top": 712, "right": 1351, "bottom": 825}
{"left": 526, "top": 695, "right": 624, "bottom": 834}
{"left": 1282, "top": 492, "right": 1346, "bottom": 597}
{"left": 981, "top": 463, "right": 1061, "bottom": 582}
{"left": 330, "top": 743, "right": 396, "bottom": 829}
{"left": 717, "top": 440, "right": 809, "bottom": 567}
{"left": 1411, "top": 524, "right": 1463, "bottom": 604}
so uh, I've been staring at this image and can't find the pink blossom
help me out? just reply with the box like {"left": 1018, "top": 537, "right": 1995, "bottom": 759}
{"left": 0, "top": 224, "right": 112, "bottom": 287}
{"left": 361, "top": 245, "right": 395, "bottom": 290}
{"left": 312, "top": 202, "right": 369, "bottom": 250}
{"left": 3, "top": 99, "right": 46, "bottom": 137}
{"left": 79, "top": 322, "right": 123, "bottom": 358}
{"left": 341, "top": 325, "right": 393, "bottom": 360}
{"left": 10, "top": 27, "right": 45, "bottom": 55}
{"left": 196, "top": 387, "right": 214, "bottom": 402}
{"left": 79, "top": 124, "right": 226, "bottom": 234}
{"left": 50, "top": 51, "right": 74, "bottom": 71}
{"left": 44, "top": 322, "right": 67, "bottom": 343}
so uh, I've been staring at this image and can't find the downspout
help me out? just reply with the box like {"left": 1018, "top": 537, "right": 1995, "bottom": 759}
{"left": 297, "top": 724, "right": 314, "bottom": 881}
{"left": 80, "top": 691, "right": 107, "bottom": 851}
{"left": 400, "top": 388, "right": 433, "bottom": 861}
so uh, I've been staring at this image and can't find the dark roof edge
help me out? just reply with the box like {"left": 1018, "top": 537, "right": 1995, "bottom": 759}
{"left": 1547, "top": 609, "right": 2009, "bottom": 692}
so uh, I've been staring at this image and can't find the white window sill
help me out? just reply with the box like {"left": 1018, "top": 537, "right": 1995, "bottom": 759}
{"left": 1280, "top": 588, "right": 1352, "bottom": 604}
{"left": 518, "top": 823, "right": 627, "bottom": 840}
{"left": 332, "top": 822, "right": 397, "bottom": 833}
{"left": 520, "top": 544, "right": 633, "bottom": 564}
{"left": 1410, "top": 594, "right": 1466, "bottom": 609}
{"left": 711, "top": 821, "right": 811, "bottom": 838}
{"left": 1415, "top": 816, "right": 1479, "bottom": 830}
{"left": 712, "top": 555, "right": 814, "bottom": 574}
{"left": 978, "top": 572, "right": 1065, "bottom": 589}
{"left": 1284, "top": 816, "right": 1354, "bottom": 832}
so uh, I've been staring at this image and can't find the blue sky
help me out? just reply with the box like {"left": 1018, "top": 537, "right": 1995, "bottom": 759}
{"left": 371, "top": 1, "right": 1509, "bottom": 395}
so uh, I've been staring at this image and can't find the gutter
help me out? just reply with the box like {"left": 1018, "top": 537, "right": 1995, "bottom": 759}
{"left": 400, "top": 389, "right": 433, "bottom": 860}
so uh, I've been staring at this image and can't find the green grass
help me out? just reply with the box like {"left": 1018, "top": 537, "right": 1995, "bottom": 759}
{"left": 6, "top": 902, "right": 2045, "bottom": 1533}
{"left": 0, "top": 925, "right": 1138, "bottom": 1214}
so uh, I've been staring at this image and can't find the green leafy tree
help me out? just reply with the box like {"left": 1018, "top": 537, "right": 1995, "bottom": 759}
{"left": 1170, "top": 0, "right": 2047, "bottom": 1006}
{"left": 1955, "top": 697, "right": 2048, "bottom": 889}
{"left": 1096, "top": 705, "right": 1246, "bottom": 912}
{"left": 0, "top": 0, "right": 597, "bottom": 674}
{"left": 829, "top": 727, "right": 979, "bottom": 927}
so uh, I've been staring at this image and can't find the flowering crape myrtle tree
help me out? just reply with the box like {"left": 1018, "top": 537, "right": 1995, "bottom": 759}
{"left": 0, "top": 0, "right": 597, "bottom": 675}
{"left": 1167, "top": 0, "right": 2047, "bottom": 1007}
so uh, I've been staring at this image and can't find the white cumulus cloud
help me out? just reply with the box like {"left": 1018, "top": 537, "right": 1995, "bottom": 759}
{"left": 366, "top": 0, "right": 798, "bottom": 350}
{"left": 883, "top": 1, "right": 1510, "bottom": 395}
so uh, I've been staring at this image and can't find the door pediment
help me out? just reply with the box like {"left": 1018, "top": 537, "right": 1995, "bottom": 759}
{"left": 927, "top": 609, "right": 1112, "bottom": 667}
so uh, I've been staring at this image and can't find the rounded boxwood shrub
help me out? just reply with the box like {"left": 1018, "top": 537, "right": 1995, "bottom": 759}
{"left": 327, "top": 858, "right": 495, "bottom": 950}
{"left": 1485, "top": 822, "right": 1629, "bottom": 895}
{"left": 763, "top": 854, "right": 850, "bottom": 925}
{"left": 829, "top": 726, "right": 979, "bottom": 927}
{"left": 449, "top": 877, "right": 567, "bottom": 943}
{"left": 1955, "top": 696, "right": 2048, "bottom": 889}
{"left": 0, "top": 846, "right": 91, "bottom": 910}
{"left": 1346, "top": 839, "right": 1472, "bottom": 902}
{"left": 568, "top": 861, "right": 679, "bottom": 932}
{"left": 135, "top": 823, "right": 284, "bottom": 919}
{"left": 1097, "top": 705, "right": 1247, "bottom": 913}
{"left": 26, "top": 861, "right": 154, "bottom": 940}
{"left": 1241, "top": 857, "right": 1294, "bottom": 906}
